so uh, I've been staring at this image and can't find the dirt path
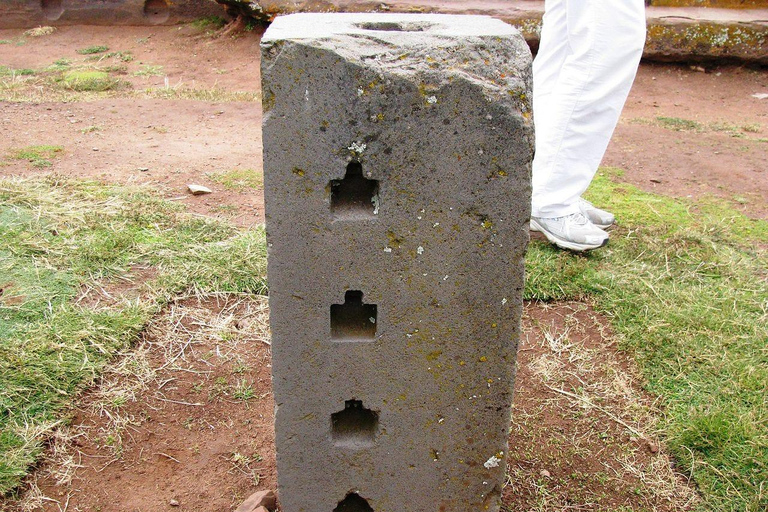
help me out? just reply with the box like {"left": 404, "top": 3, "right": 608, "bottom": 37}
{"left": 1, "top": 22, "right": 765, "bottom": 512}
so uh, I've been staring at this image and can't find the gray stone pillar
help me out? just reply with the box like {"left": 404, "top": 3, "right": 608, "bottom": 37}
{"left": 261, "top": 13, "right": 533, "bottom": 512}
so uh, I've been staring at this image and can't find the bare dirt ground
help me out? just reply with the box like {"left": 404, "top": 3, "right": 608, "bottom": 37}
{"left": 1, "top": 23, "right": 766, "bottom": 512}
{"left": 608, "top": 63, "right": 768, "bottom": 218}
{"left": 0, "top": 25, "right": 266, "bottom": 228}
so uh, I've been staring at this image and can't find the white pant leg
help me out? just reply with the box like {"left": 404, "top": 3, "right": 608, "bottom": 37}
{"left": 531, "top": 0, "right": 646, "bottom": 218}
{"left": 534, "top": 0, "right": 570, "bottom": 99}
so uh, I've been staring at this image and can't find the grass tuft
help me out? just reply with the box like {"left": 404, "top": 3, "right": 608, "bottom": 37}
{"left": 76, "top": 45, "right": 109, "bottom": 55}
{"left": 142, "top": 86, "right": 260, "bottom": 102}
{"left": 86, "top": 51, "right": 133, "bottom": 63}
{"left": 133, "top": 65, "right": 164, "bottom": 77}
{"left": 655, "top": 116, "right": 705, "bottom": 131}
{"left": 0, "top": 67, "right": 258, "bottom": 103}
{"left": 8, "top": 145, "right": 63, "bottom": 168}
{"left": 61, "top": 70, "right": 125, "bottom": 92}
{"left": 189, "top": 16, "right": 227, "bottom": 31}
{"left": 632, "top": 117, "right": 764, "bottom": 139}
{"left": 0, "top": 66, "right": 35, "bottom": 77}
{"left": 23, "top": 27, "right": 56, "bottom": 37}
{"left": 47, "top": 58, "right": 71, "bottom": 72}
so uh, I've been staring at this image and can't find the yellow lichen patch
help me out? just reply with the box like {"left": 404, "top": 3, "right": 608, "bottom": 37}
{"left": 646, "top": 22, "right": 766, "bottom": 59}
{"left": 426, "top": 350, "right": 442, "bottom": 361}
{"left": 386, "top": 230, "right": 404, "bottom": 248}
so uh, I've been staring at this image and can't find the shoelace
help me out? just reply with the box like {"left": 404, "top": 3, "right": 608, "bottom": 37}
{"left": 555, "top": 212, "right": 589, "bottom": 225}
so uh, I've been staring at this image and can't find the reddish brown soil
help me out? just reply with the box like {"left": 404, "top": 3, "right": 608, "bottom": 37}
{"left": 608, "top": 63, "right": 768, "bottom": 218}
{"left": 1, "top": 21, "right": 765, "bottom": 512}
{"left": 0, "top": 25, "right": 266, "bottom": 228}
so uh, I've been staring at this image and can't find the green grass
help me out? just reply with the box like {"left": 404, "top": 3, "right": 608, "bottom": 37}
{"left": 7, "top": 145, "right": 63, "bottom": 168}
{"left": 0, "top": 66, "right": 34, "bottom": 77}
{"left": 0, "top": 177, "right": 267, "bottom": 495}
{"left": 76, "top": 45, "right": 109, "bottom": 55}
{"left": 133, "top": 65, "right": 164, "bottom": 77}
{"left": 61, "top": 70, "right": 124, "bottom": 92}
{"left": 189, "top": 16, "right": 227, "bottom": 31}
{"left": 47, "top": 59, "right": 71, "bottom": 72}
{"left": 208, "top": 168, "right": 264, "bottom": 191}
{"left": 188, "top": 15, "right": 228, "bottom": 37}
{"left": 655, "top": 116, "right": 705, "bottom": 131}
{"left": 86, "top": 51, "right": 133, "bottom": 63}
{"left": 526, "top": 168, "right": 768, "bottom": 512}
{"left": 636, "top": 117, "right": 764, "bottom": 139}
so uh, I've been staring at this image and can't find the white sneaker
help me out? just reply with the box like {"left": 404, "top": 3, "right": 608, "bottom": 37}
{"left": 578, "top": 198, "right": 615, "bottom": 229}
{"left": 530, "top": 212, "right": 609, "bottom": 252}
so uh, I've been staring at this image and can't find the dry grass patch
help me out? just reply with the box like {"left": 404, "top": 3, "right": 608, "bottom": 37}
{"left": 504, "top": 302, "right": 699, "bottom": 512}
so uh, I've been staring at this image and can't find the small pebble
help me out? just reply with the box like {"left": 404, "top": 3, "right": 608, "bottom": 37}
{"left": 540, "top": 469, "right": 551, "bottom": 478}
{"left": 169, "top": 499, "right": 180, "bottom": 507}
{"left": 188, "top": 184, "right": 212, "bottom": 195}
{"left": 138, "top": 167, "right": 149, "bottom": 172}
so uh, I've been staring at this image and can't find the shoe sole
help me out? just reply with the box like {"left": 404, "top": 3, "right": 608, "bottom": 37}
{"left": 529, "top": 218, "right": 609, "bottom": 252}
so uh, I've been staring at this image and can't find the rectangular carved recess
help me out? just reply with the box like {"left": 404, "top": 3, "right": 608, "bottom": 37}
{"left": 331, "top": 290, "right": 377, "bottom": 341}
{"left": 331, "top": 400, "right": 379, "bottom": 448}
{"left": 330, "top": 162, "right": 379, "bottom": 220}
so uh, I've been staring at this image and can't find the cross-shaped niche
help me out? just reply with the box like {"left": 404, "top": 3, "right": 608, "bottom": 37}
{"left": 331, "top": 291, "right": 377, "bottom": 342}
{"left": 330, "top": 162, "right": 379, "bottom": 220}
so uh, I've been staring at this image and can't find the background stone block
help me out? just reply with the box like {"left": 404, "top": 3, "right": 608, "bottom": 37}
{"left": 262, "top": 13, "right": 533, "bottom": 512}
{"left": 0, "top": 0, "right": 220, "bottom": 29}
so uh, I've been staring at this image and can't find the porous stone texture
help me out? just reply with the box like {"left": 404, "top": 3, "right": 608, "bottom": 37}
{"left": 262, "top": 13, "right": 532, "bottom": 512}
{"left": 0, "top": 0, "right": 220, "bottom": 29}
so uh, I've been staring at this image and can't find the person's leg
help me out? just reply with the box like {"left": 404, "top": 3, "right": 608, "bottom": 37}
{"left": 533, "top": 0, "right": 570, "bottom": 101}
{"left": 531, "top": 0, "right": 646, "bottom": 219}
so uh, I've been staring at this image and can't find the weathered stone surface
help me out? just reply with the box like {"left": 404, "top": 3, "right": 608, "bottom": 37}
{"left": 0, "top": 0, "right": 220, "bottom": 29}
{"left": 262, "top": 13, "right": 532, "bottom": 512}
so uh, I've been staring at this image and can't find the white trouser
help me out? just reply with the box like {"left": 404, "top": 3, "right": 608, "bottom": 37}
{"left": 531, "top": 0, "right": 646, "bottom": 218}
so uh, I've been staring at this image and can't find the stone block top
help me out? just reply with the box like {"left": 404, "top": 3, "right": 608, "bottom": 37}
{"left": 262, "top": 12, "right": 517, "bottom": 42}
{"left": 261, "top": 13, "right": 530, "bottom": 105}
